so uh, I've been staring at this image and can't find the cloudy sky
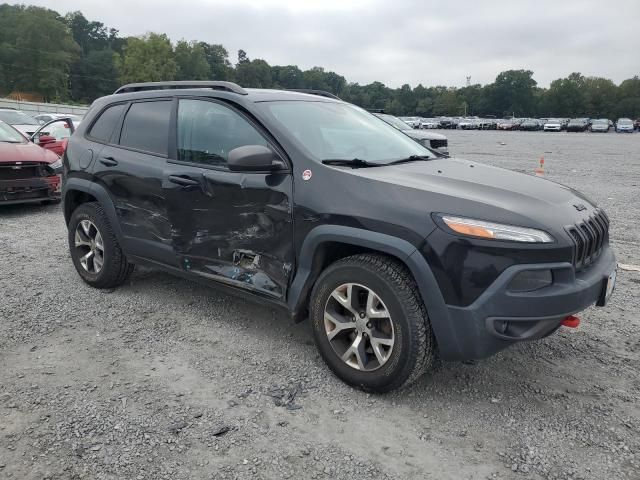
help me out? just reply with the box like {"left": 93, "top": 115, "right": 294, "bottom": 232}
{"left": 26, "top": 0, "right": 640, "bottom": 88}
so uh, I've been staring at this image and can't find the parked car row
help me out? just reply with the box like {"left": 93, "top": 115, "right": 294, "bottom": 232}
{"left": 375, "top": 113, "right": 448, "bottom": 154}
{"left": 398, "top": 115, "right": 639, "bottom": 133}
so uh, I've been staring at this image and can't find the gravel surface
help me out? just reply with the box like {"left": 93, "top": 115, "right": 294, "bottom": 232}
{"left": 1, "top": 130, "right": 639, "bottom": 480}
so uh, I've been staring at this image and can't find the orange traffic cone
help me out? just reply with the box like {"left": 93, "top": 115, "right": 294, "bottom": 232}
{"left": 534, "top": 157, "right": 545, "bottom": 176}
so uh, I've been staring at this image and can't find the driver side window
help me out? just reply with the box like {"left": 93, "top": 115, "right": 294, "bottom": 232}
{"left": 177, "top": 99, "right": 268, "bottom": 167}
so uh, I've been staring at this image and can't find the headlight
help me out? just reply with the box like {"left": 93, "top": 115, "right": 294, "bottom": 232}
{"left": 440, "top": 215, "right": 554, "bottom": 243}
{"left": 50, "top": 158, "right": 63, "bottom": 170}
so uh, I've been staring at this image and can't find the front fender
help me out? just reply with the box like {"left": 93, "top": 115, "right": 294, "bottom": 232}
{"left": 288, "top": 225, "right": 462, "bottom": 357}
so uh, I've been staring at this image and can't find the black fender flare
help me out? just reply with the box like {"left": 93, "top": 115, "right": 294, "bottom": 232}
{"left": 287, "top": 225, "right": 462, "bottom": 356}
{"left": 63, "top": 178, "right": 124, "bottom": 245}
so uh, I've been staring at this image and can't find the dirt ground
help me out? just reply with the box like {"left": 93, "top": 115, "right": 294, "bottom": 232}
{"left": 1, "top": 130, "right": 639, "bottom": 480}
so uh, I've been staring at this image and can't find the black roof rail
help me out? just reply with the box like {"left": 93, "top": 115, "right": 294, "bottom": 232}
{"left": 368, "top": 109, "right": 386, "bottom": 114}
{"left": 286, "top": 89, "right": 341, "bottom": 100}
{"left": 114, "top": 81, "right": 248, "bottom": 95}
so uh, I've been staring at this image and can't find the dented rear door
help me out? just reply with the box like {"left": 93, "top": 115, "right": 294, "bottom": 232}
{"left": 163, "top": 97, "right": 294, "bottom": 300}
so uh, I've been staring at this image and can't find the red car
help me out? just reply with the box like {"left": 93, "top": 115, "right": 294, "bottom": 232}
{"left": 0, "top": 120, "right": 64, "bottom": 205}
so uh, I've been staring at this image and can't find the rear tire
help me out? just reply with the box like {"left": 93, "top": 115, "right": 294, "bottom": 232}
{"left": 68, "top": 202, "right": 134, "bottom": 288}
{"left": 309, "top": 254, "right": 435, "bottom": 393}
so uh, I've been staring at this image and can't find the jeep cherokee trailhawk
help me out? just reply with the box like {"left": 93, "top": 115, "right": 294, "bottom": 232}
{"left": 63, "top": 81, "right": 617, "bottom": 392}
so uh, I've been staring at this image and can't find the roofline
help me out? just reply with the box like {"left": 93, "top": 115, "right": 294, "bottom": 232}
{"left": 114, "top": 81, "right": 248, "bottom": 95}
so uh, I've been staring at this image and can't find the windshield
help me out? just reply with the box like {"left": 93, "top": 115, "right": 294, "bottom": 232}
{"left": 618, "top": 119, "right": 633, "bottom": 125}
{"left": 0, "top": 110, "right": 39, "bottom": 125}
{"left": 593, "top": 119, "right": 608, "bottom": 124}
{"left": 259, "top": 101, "right": 434, "bottom": 163}
{"left": 0, "top": 122, "right": 26, "bottom": 143}
{"left": 375, "top": 113, "right": 412, "bottom": 131}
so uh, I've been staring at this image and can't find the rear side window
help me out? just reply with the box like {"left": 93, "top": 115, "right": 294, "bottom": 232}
{"left": 88, "top": 104, "right": 126, "bottom": 142}
{"left": 119, "top": 101, "right": 172, "bottom": 156}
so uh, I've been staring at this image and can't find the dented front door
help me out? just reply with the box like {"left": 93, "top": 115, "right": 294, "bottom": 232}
{"left": 163, "top": 167, "right": 293, "bottom": 299}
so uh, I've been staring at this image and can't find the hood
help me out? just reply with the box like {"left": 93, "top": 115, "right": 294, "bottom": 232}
{"left": 339, "top": 157, "right": 595, "bottom": 233}
{"left": 0, "top": 141, "right": 60, "bottom": 164}
{"left": 406, "top": 130, "right": 447, "bottom": 141}
{"left": 10, "top": 124, "right": 39, "bottom": 137}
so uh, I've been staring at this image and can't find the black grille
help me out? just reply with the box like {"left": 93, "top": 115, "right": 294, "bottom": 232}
{"left": 430, "top": 139, "right": 448, "bottom": 149}
{"left": 0, "top": 162, "right": 46, "bottom": 180}
{"left": 567, "top": 210, "right": 609, "bottom": 270}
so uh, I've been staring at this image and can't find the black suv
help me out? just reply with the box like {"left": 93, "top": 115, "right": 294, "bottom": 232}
{"left": 62, "top": 81, "right": 617, "bottom": 392}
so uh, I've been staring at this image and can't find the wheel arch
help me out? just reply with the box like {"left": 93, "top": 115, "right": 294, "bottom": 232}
{"left": 288, "top": 225, "right": 461, "bottom": 356}
{"left": 63, "top": 178, "right": 124, "bottom": 244}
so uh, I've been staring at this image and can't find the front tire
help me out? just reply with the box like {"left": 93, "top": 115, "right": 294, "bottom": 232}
{"left": 68, "top": 202, "right": 134, "bottom": 288}
{"left": 309, "top": 254, "right": 435, "bottom": 393}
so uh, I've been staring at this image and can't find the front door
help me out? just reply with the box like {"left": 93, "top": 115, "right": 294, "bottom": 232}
{"left": 32, "top": 118, "right": 75, "bottom": 156}
{"left": 163, "top": 98, "right": 294, "bottom": 300}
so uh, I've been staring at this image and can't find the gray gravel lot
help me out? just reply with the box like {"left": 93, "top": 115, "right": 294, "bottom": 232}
{"left": 1, "top": 130, "right": 639, "bottom": 480}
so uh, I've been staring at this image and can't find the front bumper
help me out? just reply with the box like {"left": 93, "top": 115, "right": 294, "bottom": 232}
{"left": 438, "top": 245, "right": 616, "bottom": 360}
{"left": 0, "top": 175, "right": 61, "bottom": 205}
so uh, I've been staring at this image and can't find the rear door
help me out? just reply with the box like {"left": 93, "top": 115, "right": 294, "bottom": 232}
{"left": 163, "top": 97, "right": 294, "bottom": 300}
{"left": 94, "top": 99, "right": 177, "bottom": 265}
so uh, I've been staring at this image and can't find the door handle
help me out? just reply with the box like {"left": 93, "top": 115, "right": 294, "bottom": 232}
{"left": 100, "top": 156, "right": 118, "bottom": 167}
{"left": 168, "top": 175, "right": 200, "bottom": 186}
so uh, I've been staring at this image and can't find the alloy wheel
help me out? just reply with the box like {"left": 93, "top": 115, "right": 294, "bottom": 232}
{"left": 323, "top": 283, "right": 395, "bottom": 371}
{"left": 74, "top": 219, "right": 104, "bottom": 274}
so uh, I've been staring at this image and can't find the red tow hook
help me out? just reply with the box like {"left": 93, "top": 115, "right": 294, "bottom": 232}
{"left": 561, "top": 315, "right": 580, "bottom": 328}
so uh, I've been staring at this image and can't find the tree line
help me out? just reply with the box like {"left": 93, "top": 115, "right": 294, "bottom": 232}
{"left": 1, "top": 4, "right": 639, "bottom": 119}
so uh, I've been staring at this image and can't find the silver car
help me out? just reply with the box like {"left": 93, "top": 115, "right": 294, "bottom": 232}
{"left": 590, "top": 119, "right": 610, "bottom": 133}
{"left": 616, "top": 118, "right": 634, "bottom": 133}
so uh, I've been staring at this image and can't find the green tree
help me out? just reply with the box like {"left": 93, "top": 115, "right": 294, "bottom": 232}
{"left": 271, "top": 65, "right": 304, "bottom": 89}
{"left": 433, "top": 89, "right": 461, "bottom": 116}
{"left": 487, "top": 70, "right": 537, "bottom": 116}
{"left": 237, "top": 49, "right": 249, "bottom": 65}
{"left": 236, "top": 58, "right": 272, "bottom": 88}
{"left": 616, "top": 76, "right": 640, "bottom": 118}
{"left": 175, "top": 40, "right": 210, "bottom": 80}
{"left": 65, "top": 11, "right": 119, "bottom": 101}
{"left": 582, "top": 77, "right": 618, "bottom": 119}
{"left": 198, "top": 42, "right": 232, "bottom": 80}
{"left": 543, "top": 72, "right": 586, "bottom": 117}
{"left": 0, "top": 4, "right": 79, "bottom": 100}
{"left": 115, "top": 33, "right": 176, "bottom": 84}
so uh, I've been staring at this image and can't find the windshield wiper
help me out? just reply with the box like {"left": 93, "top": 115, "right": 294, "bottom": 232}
{"left": 321, "top": 158, "right": 380, "bottom": 168}
{"left": 0, "top": 140, "right": 22, "bottom": 144}
{"left": 382, "top": 155, "right": 433, "bottom": 166}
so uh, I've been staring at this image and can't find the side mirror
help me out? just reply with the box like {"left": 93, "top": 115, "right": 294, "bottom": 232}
{"left": 227, "top": 145, "right": 285, "bottom": 172}
{"left": 37, "top": 135, "right": 56, "bottom": 145}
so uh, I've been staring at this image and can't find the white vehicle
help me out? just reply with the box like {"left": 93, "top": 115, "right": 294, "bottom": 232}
{"left": 420, "top": 118, "right": 439, "bottom": 129}
{"left": 0, "top": 109, "right": 41, "bottom": 137}
{"left": 590, "top": 119, "right": 610, "bottom": 133}
{"left": 398, "top": 116, "right": 422, "bottom": 129}
{"left": 543, "top": 119, "right": 563, "bottom": 132}
{"left": 34, "top": 113, "right": 82, "bottom": 129}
